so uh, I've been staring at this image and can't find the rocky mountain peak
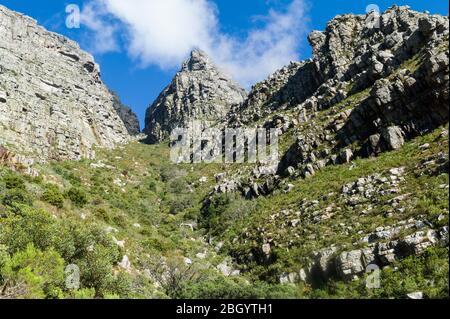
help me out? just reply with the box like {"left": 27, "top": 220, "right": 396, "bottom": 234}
{"left": 144, "top": 50, "right": 246, "bottom": 143}
{"left": 110, "top": 90, "right": 141, "bottom": 136}
{"left": 182, "top": 49, "right": 213, "bottom": 72}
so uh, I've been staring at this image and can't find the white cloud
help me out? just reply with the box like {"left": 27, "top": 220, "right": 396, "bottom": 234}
{"left": 80, "top": 1, "right": 120, "bottom": 54}
{"left": 82, "top": 0, "right": 309, "bottom": 87}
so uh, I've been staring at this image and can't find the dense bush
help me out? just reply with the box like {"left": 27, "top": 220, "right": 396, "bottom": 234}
{"left": 0, "top": 203, "right": 127, "bottom": 298}
{"left": 201, "top": 194, "right": 255, "bottom": 236}
{"left": 178, "top": 275, "right": 301, "bottom": 299}
{"left": 169, "top": 195, "right": 193, "bottom": 215}
{"left": 1, "top": 244, "right": 65, "bottom": 299}
{"left": 0, "top": 205, "right": 56, "bottom": 254}
{"left": 41, "top": 184, "right": 65, "bottom": 208}
{"left": 3, "top": 173, "right": 25, "bottom": 190}
{"left": 66, "top": 187, "right": 88, "bottom": 207}
{"left": 1, "top": 188, "right": 32, "bottom": 207}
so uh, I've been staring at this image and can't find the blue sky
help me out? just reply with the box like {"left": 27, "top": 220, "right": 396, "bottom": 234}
{"left": 0, "top": 1, "right": 448, "bottom": 129}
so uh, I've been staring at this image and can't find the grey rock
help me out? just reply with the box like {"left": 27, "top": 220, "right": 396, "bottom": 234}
{"left": 110, "top": 90, "right": 140, "bottom": 135}
{"left": 228, "top": 61, "right": 322, "bottom": 125}
{"left": 144, "top": 50, "right": 246, "bottom": 143}
{"left": 406, "top": 291, "right": 423, "bottom": 299}
{"left": 0, "top": 90, "right": 6, "bottom": 103}
{"left": 340, "top": 149, "right": 354, "bottom": 163}
{"left": 335, "top": 250, "right": 365, "bottom": 280}
{"left": 382, "top": 126, "right": 405, "bottom": 150}
{"left": 313, "top": 246, "right": 338, "bottom": 278}
{"left": 0, "top": 5, "right": 130, "bottom": 162}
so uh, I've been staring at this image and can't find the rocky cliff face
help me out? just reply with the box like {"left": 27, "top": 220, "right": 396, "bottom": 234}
{"left": 110, "top": 90, "right": 141, "bottom": 136}
{"left": 144, "top": 50, "right": 247, "bottom": 143}
{"left": 195, "top": 7, "right": 449, "bottom": 285}
{"left": 0, "top": 5, "right": 131, "bottom": 162}
{"left": 276, "top": 6, "right": 449, "bottom": 177}
{"left": 230, "top": 6, "right": 448, "bottom": 130}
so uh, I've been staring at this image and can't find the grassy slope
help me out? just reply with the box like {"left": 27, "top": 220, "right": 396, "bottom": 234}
{"left": 0, "top": 127, "right": 448, "bottom": 299}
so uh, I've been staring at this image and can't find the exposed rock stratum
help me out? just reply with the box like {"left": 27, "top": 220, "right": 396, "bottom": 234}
{"left": 0, "top": 5, "right": 131, "bottom": 163}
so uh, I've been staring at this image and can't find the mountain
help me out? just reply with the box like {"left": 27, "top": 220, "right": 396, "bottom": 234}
{"left": 110, "top": 90, "right": 141, "bottom": 136}
{"left": 0, "top": 5, "right": 448, "bottom": 300}
{"left": 144, "top": 50, "right": 247, "bottom": 143}
{"left": 0, "top": 4, "right": 133, "bottom": 164}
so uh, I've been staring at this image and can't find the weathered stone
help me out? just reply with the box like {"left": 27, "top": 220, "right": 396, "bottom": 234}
{"left": 313, "top": 246, "right": 338, "bottom": 278}
{"left": 382, "top": 126, "right": 405, "bottom": 150}
{"left": 110, "top": 90, "right": 140, "bottom": 135}
{"left": 406, "top": 291, "right": 424, "bottom": 299}
{"left": 0, "top": 5, "right": 130, "bottom": 162}
{"left": 118, "top": 255, "right": 132, "bottom": 272}
{"left": 144, "top": 50, "right": 246, "bottom": 143}
{"left": 340, "top": 149, "right": 354, "bottom": 163}
{"left": 0, "top": 90, "right": 6, "bottom": 103}
{"left": 336, "top": 250, "right": 365, "bottom": 279}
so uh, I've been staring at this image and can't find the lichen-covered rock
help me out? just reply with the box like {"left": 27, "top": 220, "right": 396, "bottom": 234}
{"left": 144, "top": 50, "right": 246, "bottom": 143}
{"left": 275, "top": 6, "right": 448, "bottom": 180}
{"left": 0, "top": 5, "right": 130, "bottom": 162}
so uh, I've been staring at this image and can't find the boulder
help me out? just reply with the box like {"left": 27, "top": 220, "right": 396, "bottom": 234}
{"left": 382, "top": 126, "right": 405, "bottom": 150}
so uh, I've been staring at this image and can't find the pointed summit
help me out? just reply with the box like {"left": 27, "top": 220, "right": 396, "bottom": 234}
{"left": 144, "top": 50, "right": 246, "bottom": 144}
{"left": 182, "top": 49, "right": 212, "bottom": 71}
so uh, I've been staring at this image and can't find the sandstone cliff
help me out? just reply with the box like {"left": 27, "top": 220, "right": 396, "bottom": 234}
{"left": 144, "top": 50, "right": 247, "bottom": 143}
{"left": 0, "top": 5, "right": 131, "bottom": 162}
{"left": 110, "top": 90, "right": 141, "bottom": 136}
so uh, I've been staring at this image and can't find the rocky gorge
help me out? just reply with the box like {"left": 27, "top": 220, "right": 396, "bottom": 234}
{"left": 0, "top": 4, "right": 448, "bottom": 299}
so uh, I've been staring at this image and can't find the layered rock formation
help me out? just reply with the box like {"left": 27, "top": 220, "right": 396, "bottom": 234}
{"left": 144, "top": 50, "right": 246, "bottom": 143}
{"left": 0, "top": 5, "right": 131, "bottom": 162}
{"left": 274, "top": 6, "right": 449, "bottom": 177}
{"left": 227, "top": 60, "right": 323, "bottom": 126}
{"left": 110, "top": 90, "right": 140, "bottom": 135}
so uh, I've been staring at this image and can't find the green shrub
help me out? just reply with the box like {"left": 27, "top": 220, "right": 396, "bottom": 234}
{"left": 71, "top": 288, "right": 96, "bottom": 299}
{"left": 76, "top": 245, "right": 119, "bottom": 297}
{"left": 201, "top": 194, "right": 255, "bottom": 236}
{"left": 178, "top": 275, "right": 301, "bottom": 299}
{"left": 1, "top": 244, "right": 65, "bottom": 299}
{"left": 41, "top": 184, "right": 65, "bottom": 208}
{"left": 66, "top": 187, "right": 88, "bottom": 207}
{"left": 169, "top": 195, "right": 193, "bottom": 215}
{"left": 3, "top": 173, "right": 25, "bottom": 190}
{"left": 1, "top": 189, "right": 32, "bottom": 207}
{"left": 0, "top": 205, "right": 56, "bottom": 254}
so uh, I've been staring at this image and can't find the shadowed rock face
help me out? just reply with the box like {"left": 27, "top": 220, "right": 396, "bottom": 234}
{"left": 230, "top": 6, "right": 448, "bottom": 131}
{"left": 110, "top": 90, "right": 141, "bottom": 136}
{"left": 0, "top": 5, "right": 130, "bottom": 162}
{"left": 144, "top": 50, "right": 247, "bottom": 144}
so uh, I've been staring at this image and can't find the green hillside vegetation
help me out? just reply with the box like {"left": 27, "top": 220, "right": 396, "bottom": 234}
{"left": 1, "top": 123, "right": 448, "bottom": 299}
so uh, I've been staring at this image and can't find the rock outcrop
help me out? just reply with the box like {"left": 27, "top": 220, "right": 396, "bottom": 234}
{"left": 110, "top": 90, "right": 140, "bottom": 135}
{"left": 275, "top": 6, "right": 449, "bottom": 177}
{"left": 144, "top": 50, "right": 246, "bottom": 144}
{"left": 227, "top": 61, "right": 323, "bottom": 125}
{"left": 0, "top": 5, "right": 130, "bottom": 162}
